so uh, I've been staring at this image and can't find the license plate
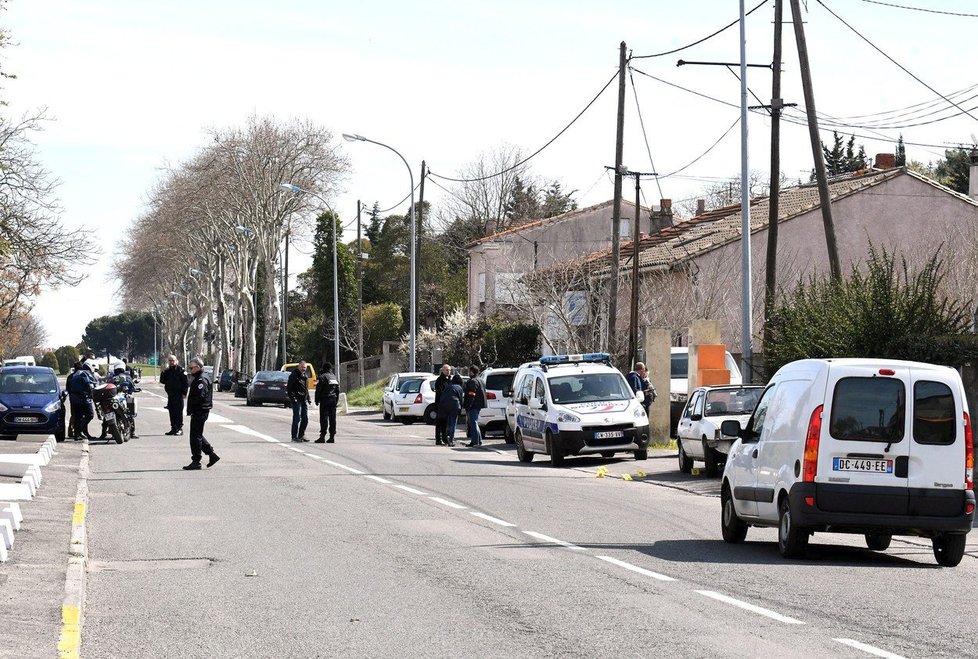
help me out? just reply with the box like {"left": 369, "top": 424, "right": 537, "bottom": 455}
{"left": 833, "top": 457, "right": 893, "bottom": 473}
{"left": 103, "top": 412, "right": 115, "bottom": 421}
{"left": 13, "top": 416, "right": 35, "bottom": 423}
{"left": 399, "top": 407, "right": 410, "bottom": 412}
{"left": 594, "top": 430, "right": 624, "bottom": 439}
{"left": 269, "top": 386, "right": 281, "bottom": 390}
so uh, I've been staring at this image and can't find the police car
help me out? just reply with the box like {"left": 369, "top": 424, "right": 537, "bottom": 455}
{"left": 504, "top": 353, "right": 650, "bottom": 467}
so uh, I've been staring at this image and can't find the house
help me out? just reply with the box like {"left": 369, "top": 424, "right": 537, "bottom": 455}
{"left": 466, "top": 198, "right": 671, "bottom": 317}
{"left": 571, "top": 161, "right": 978, "bottom": 355}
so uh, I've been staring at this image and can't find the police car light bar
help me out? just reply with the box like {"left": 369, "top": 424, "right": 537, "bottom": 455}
{"left": 539, "top": 352, "right": 611, "bottom": 366}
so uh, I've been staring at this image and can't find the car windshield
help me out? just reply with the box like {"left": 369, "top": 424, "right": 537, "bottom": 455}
{"left": 399, "top": 379, "right": 425, "bottom": 394}
{"left": 256, "top": 371, "right": 289, "bottom": 382}
{"left": 0, "top": 372, "right": 58, "bottom": 394}
{"left": 548, "top": 373, "right": 631, "bottom": 404}
{"left": 704, "top": 387, "right": 763, "bottom": 416}
{"left": 485, "top": 372, "right": 515, "bottom": 391}
{"left": 671, "top": 354, "right": 688, "bottom": 378}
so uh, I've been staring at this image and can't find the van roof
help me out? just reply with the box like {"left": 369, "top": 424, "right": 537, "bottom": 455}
{"left": 776, "top": 358, "right": 957, "bottom": 380}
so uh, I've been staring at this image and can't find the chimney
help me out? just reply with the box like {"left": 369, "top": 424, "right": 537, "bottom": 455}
{"left": 874, "top": 153, "right": 897, "bottom": 170}
{"left": 695, "top": 198, "right": 706, "bottom": 216}
{"left": 970, "top": 150, "right": 978, "bottom": 201}
{"left": 649, "top": 198, "right": 674, "bottom": 234}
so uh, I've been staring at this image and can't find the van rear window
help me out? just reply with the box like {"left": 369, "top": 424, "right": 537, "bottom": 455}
{"left": 913, "top": 381, "right": 956, "bottom": 446}
{"left": 829, "top": 377, "right": 905, "bottom": 443}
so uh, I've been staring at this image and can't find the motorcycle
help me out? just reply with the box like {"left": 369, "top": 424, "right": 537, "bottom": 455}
{"left": 92, "top": 383, "right": 136, "bottom": 444}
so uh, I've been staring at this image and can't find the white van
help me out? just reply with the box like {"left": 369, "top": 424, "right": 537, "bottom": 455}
{"left": 720, "top": 358, "right": 975, "bottom": 566}
{"left": 3, "top": 355, "right": 36, "bottom": 368}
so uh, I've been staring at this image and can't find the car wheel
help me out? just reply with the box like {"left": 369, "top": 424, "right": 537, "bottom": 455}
{"left": 721, "top": 485, "right": 749, "bottom": 543}
{"left": 424, "top": 405, "right": 437, "bottom": 425}
{"left": 546, "top": 431, "right": 564, "bottom": 467}
{"left": 401, "top": 418, "right": 415, "bottom": 425}
{"left": 600, "top": 451, "right": 615, "bottom": 458}
{"left": 634, "top": 449, "right": 648, "bottom": 461}
{"left": 383, "top": 408, "right": 391, "bottom": 421}
{"left": 865, "top": 534, "right": 892, "bottom": 551}
{"left": 504, "top": 422, "right": 515, "bottom": 445}
{"left": 933, "top": 534, "right": 967, "bottom": 567}
{"left": 703, "top": 439, "right": 720, "bottom": 477}
{"left": 678, "top": 441, "right": 693, "bottom": 473}
{"left": 515, "top": 430, "right": 534, "bottom": 463}
{"left": 778, "top": 496, "right": 809, "bottom": 558}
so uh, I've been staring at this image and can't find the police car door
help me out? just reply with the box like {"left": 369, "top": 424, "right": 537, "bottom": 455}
{"left": 524, "top": 376, "right": 549, "bottom": 450}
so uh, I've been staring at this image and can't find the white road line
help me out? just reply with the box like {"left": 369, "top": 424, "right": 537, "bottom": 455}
{"left": 469, "top": 512, "right": 516, "bottom": 527}
{"left": 523, "top": 531, "right": 586, "bottom": 552}
{"left": 429, "top": 496, "right": 467, "bottom": 510}
{"left": 834, "top": 639, "right": 906, "bottom": 659}
{"left": 694, "top": 591, "right": 804, "bottom": 625}
{"left": 288, "top": 447, "right": 304, "bottom": 453}
{"left": 139, "top": 390, "right": 165, "bottom": 399}
{"left": 364, "top": 475, "right": 393, "bottom": 484}
{"left": 318, "top": 459, "right": 365, "bottom": 475}
{"left": 595, "top": 555, "right": 675, "bottom": 582}
{"left": 224, "top": 425, "right": 278, "bottom": 442}
{"left": 394, "top": 485, "right": 428, "bottom": 496}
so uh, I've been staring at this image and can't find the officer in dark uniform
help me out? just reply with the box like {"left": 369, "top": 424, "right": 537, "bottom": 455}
{"left": 160, "top": 355, "right": 189, "bottom": 436}
{"left": 67, "top": 362, "right": 96, "bottom": 440}
{"left": 183, "top": 357, "right": 219, "bottom": 470}
{"left": 315, "top": 363, "right": 340, "bottom": 443}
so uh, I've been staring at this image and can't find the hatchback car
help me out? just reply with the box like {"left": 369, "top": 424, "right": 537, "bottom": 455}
{"left": 389, "top": 376, "right": 438, "bottom": 425}
{"left": 246, "top": 371, "right": 292, "bottom": 406}
{"left": 677, "top": 385, "right": 764, "bottom": 476}
{"left": 382, "top": 372, "right": 433, "bottom": 420}
{"left": 0, "top": 366, "right": 67, "bottom": 442}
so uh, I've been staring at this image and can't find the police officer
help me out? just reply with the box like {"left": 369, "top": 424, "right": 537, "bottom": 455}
{"left": 183, "top": 357, "right": 219, "bottom": 470}
{"left": 315, "top": 363, "right": 340, "bottom": 443}
{"left": 67, "top": 362, "right": 96, "bottom": 441}
{"left": 160, "top": 355, "right": 189, "bottom": 436}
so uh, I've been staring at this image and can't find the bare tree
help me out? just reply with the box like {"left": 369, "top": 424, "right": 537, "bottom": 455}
{"left": 435, "top": 144, "right": 529, "bottom": 237}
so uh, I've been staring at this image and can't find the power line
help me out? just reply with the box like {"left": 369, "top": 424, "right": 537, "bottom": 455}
{"left": 817, "top": 0, "right": 978, "bottom": 125}
{"left": 630, "top": 66, "right": 740, "bottom": 109}
{"left": 859, "top": 0, "right": 978, "bottom": 18}
{"left": 427, "top": 70, "right": 618, "bottom": 184}
{"left": 631, "top": 0, "right": 770, "bottom": 60}
{"left": 660, "top": 116, "right": 741, "bottom": 179}
{"left": 627, "top": 66, "right": 664, "bottom": 198}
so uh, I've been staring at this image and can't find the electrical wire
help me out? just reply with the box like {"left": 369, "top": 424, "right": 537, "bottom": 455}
{"left": 817, "top": 0, "right": 978, "bottom": 125}
{"left": 427, "top": 70, "right": 618, "bottom": 183}
{"left": 627, "top": 66, "right": 665, "bottom": 198}
{"left": 629, "top": 66, "right": 740, "bottom": 109}
{"left": 659, "top": 116, "right": 741, "bottom": 179}
{"left": 631, "top": 0, "right": 770, "bottom": 60}
{"left": 859, "top": 0, "right": 978, "bottom": 18}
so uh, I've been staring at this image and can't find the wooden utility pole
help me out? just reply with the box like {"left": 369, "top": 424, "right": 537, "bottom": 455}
{"left": 607, "top": 41, "right": 627, "bottom": 358}
{"left": 627, "top": 170, "right": 655, "bottom": 367}
{"left": 764, "top": 0, "right": 784, "bottom": 348}
{"left": 356, "top": 200, "right": 365, "bottom": 388}
{"left": 789, "top": 0, "right": 842, "bottom": 280}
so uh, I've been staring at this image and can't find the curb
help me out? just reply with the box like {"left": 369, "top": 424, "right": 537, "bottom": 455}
{"left": 58, "top": 441, "right": 89, "bottom": 659}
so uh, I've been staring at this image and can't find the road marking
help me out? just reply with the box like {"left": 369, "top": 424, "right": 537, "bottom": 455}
{"left": 595, "top": 555, "right": 675, "bottom": 581}
{"left": 364, "top": 475, "right": 393, "bottom": 484}
{"left": 318, "top": 458, "right": 365, "bottom": 475}
{"left": 429, "top": 496, "right": 467, "bottom": 510}
{"left": 225, "top": 425, "right": 278, "bottom": 443}
{"left": 470, "top": 512, "right": 516, "bottom": 527}
{"left": 694, "top": 590, "right": 804, "bottom": 625}
{"left": 834, "top": 639, "right": 907, "bottom": 659}
{"left": 394, "top": 485, "right": 428, "bottom": 496}
{"left": 288, "top": 447, "right": 303, "bottom": 453}
{"left": 523, "top": 531, "right": 586, "bottom": 552}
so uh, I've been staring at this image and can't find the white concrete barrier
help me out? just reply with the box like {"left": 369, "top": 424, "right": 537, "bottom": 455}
{"left": 0, "top": 453, "right": 49, "bottom": 468}
{"left": 0, "top": 482, "right": 33, "bottom": 501}
{"left": 339, "top": 392, "right": 349, "bottom": 415}
{"left": 0, "top": 535, "right": 6, "bottom": 561}
{"left": 0, "top": 517, "right": 13, "bottom": 549}
{"left": 0, "top": 502, "right": 21, "bottom": 530}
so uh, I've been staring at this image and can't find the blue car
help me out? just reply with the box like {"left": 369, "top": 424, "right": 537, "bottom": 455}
{"left": 0, "top": 366, "right": 67, "bottom": 442}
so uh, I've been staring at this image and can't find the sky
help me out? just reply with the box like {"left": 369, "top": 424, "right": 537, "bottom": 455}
{"left": 6, "top": 0, "right": 978, "bottom": 348}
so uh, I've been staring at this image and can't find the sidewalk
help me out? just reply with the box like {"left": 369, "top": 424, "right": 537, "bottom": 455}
{"left": 0, "top": 437, "right": 84, "bottom": 658}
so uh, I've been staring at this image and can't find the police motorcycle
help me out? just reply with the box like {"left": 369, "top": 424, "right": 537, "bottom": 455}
{"left": 92, "top": 365, "right": 140, "bottom": 444}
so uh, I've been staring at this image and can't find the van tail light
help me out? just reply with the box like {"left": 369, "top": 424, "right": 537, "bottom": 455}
{"left": 878, "top": 368, "right": 895, "bottom": 376}
{"left": 964, "top": 412, "right": 974, "bottom": 491}
{"left": 803, "top": 405, "right": 823, "bottom": 483}
{"left": 414, "top": 393, "right": 423, "bottom": 404}
{"left": 486, "top": 392, "right": 497, "bottom": 400}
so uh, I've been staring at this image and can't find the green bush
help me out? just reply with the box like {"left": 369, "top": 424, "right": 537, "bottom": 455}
{"left": 39, "top": 351, "right": 60, "bottom": 372}
{"left": 764, "top": 245, "right": 972, "bottom": 375}
{"left": 445, "top": 319, "right": 541, "bottom": 369}
{"left": 346, "top": 377, "right": 387, "bottom": 409}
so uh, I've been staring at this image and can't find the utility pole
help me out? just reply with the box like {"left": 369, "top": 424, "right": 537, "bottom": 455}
{"left": 789, "top": 0, "right": 842, "bottom": 280}
{"left": 737, "top": 0, "right": 753, "bottom": 381}
{"left": 625, "top": 170, "right": 655, "bottom": 367}
{"left": 607, "top": 41, "right": 627, "bottom": 359}
{"left": 357, "top": 200, "right": 365, "bottom": 389}
{"left": 417, "top": 161, "right": 426, "bottom": 334}
{"left": 764, "top": 0, "right": 785, "bottom": 352}
{"left": 281, "top": 224, "right": 290, "bottom": 366}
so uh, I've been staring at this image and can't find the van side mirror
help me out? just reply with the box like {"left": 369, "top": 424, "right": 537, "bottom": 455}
{"left": 529, "top": 397, "right": 543, "bottom": 410}
{"left": 634, "top": 390, "right": 644, "bottom": 403}
{"left": 690, "top": 413, "right": 702, "bottom": 422}
{"left": 720, "top": 419, "right": 743, "bottom": 438}
{"left": 503, "top": 388, "right": 513, "bottom": 398}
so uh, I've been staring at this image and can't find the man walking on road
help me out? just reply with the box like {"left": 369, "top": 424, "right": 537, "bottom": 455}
{"left": 184, "top": 357, "right": 219, "bottom": 470}
{"left": 463, "top": 365, "right": 487, "bottom": 447}
{"left": 439, "top": 374, "right": 465, "bottom": 447}
{"left": 160, "top": 355, "right": 189, "bottom": 436}
{"left": 433, "top": 364, "right": 451, "bottom": 445}
{"left": 315, "top": 363, "right": 340, "bottom": 443}
{"left": 288, "top": 360, "right": 312, "bottom": 442}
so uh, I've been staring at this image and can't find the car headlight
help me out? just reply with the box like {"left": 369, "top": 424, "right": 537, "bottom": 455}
{"left": 634, "top": 406, "right": 646, "bottom": 419}
{"left": 556, "top": 411, "right": 580, "bottom": 423}
{"left": 44, "top": 400, "right": 61, "bottom": 413}
{"left": 669, "top": 391, "right": 687, "bottom": 403}
{"left": 0, "top": 402, "right": 7, "bottom": 412}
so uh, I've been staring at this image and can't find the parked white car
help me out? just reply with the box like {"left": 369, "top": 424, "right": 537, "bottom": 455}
{"left": 720, "top": 358, "right": 975, "bottom": 566}
{"left": 382, "top": 372, "right": 432, "bottom": 421}
{"left": 677, "top": 385, "right": 765, "bottom": 476}
{"left": 388, "top": 376, "right": 437, "bottom": 425}
{"left": 670, "top": 347, "right": 742, "bottom": 436}
{"left": 479, "top": 367, "right": 517, "bottom": 442}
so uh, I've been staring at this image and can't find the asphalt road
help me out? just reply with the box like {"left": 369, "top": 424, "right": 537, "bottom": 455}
{"left": 75, "top": 382, "right": 978, "bottom": 658}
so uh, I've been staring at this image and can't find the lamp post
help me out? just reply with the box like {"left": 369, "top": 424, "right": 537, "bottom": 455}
{"left": 280, "top": 183, "right": 340, "bottom": 385}
{"left": 342, "top": 132, "right": 417, "bottom": 372}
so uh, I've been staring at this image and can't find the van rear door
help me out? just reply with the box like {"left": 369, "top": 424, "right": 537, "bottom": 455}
{"left": 820, "top": 365, "right": 911, "bottom": 515}
{"left": 907, "top": 371, "right": 966, "bottom": 516}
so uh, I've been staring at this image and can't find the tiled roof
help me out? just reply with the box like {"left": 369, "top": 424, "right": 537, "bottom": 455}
{"left": 582, "top": 167, "right": 959, "bottom": 275}
{"left": 464, "top": 198, "right": 644, "bottom": 249}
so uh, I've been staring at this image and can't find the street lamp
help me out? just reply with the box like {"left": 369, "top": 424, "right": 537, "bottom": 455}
{"left": 342, "top": 132, "right": 417, "bottom": 372}
{"left": 280, "top": 183, "right": 340, "bottom": 385}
